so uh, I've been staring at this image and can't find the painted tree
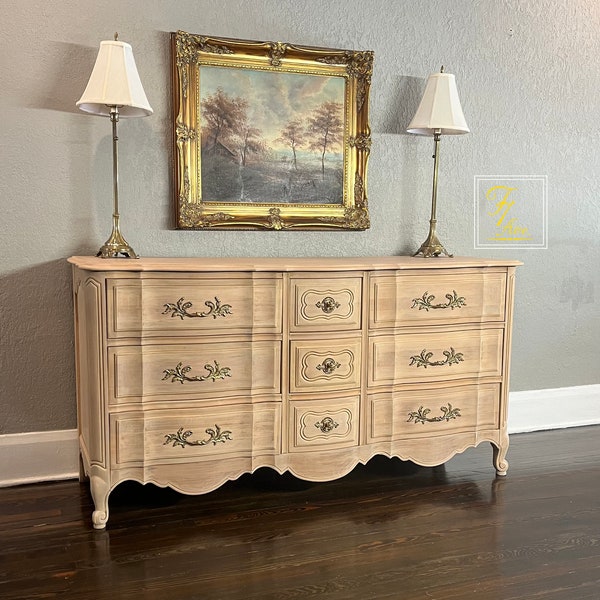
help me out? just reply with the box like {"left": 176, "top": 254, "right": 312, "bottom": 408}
{"left": 201, "top": 87, "right": 248, "bottom": 149}
{"left": 202, "top": 88, "right": 266, "bottom": 166}
{"left": 307, "top": 101, "right": 344, "bottom": 177}
{"left": 238, "top": 126, "right": 265, "bottom": 166}
{"left": 276, "top": 119, "right": 305, "bottom": 170}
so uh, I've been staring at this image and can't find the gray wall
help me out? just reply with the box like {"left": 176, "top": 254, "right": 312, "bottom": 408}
{"left": 1, "top": 0, "right": 599, "bottom": 434}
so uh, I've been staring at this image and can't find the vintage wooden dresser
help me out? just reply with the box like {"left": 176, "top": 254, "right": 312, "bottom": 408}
{"left": 68, "top": 256, "right": 520, "bottom": 528}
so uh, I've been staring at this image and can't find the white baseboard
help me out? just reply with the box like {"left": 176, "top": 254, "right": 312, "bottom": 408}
{"left": 0, "top": 429, "right": 79, "bottom": 488}
{"left": 507, "top": 384, "right": 600, "bottom": 433}
{"left": 1, "top": 384, "right": 599, "bottom": 487}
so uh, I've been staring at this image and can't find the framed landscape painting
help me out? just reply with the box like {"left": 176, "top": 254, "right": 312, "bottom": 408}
{"left": 171, "top": 31, "right": 373, "bottom": 230}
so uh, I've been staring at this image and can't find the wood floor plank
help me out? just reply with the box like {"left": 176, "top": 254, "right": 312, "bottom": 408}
{"left": 0, "top": 426, "right": 599, "bottom": 599}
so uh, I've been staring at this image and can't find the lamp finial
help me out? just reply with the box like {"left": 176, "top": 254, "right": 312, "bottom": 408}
{"left": 440, "top": 65, "right": 444, "bottom": 73}
{"left": 114, "top": 32, "right": 119, "bottom": 41}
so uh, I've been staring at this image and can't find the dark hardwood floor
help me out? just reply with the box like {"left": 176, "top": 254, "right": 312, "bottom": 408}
{"left": 1, "top": 426, "right": 599, "bottom": 599}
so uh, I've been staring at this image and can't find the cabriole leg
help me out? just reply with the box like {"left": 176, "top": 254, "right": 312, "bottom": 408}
{"left": 90, "top": 473, "right": 111, "bottom": 529}
{"left": 492, "top": 439, "right": 509, "bottom": 477}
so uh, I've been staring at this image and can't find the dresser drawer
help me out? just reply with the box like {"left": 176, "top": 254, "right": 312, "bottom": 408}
{"left": 108, "top": 341, "right": 281, "bottom": 405}
{"left": 367, "top": 383, "right": 500, "bottom": 442}
{"left": 289, "top": 396, "right": 360, "bottom": 451}
{"left": 289, "top": 338, "right": 362, "bottom": 393}
{"left": 369, "top": 328, "right": 503, "bottom": 386}
{"left": 370, "top": 269, "right": 506, "bottom": 328}
{"left": 107, "top": 275, "right": 282, "bottom": 338}
{"left": 111, "top": 402, "right": 281, "bottom": 466}
{"left": 290, "top": 275, "right": 362, "bottom": 332}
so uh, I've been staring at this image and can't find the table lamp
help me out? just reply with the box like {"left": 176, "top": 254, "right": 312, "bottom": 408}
{"left": 77, "top": 34, "right": 153, "bottom": 258}
{"left": 407, "top": 67, "right": 469, "bottom": 258}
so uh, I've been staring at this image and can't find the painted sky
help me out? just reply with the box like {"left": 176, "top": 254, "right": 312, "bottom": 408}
{"left": 199, "top": 65, "right": 345, "bottom": 150}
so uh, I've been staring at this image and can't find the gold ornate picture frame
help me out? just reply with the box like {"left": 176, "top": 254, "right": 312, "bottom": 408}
{"left": 171, "top": 31, "right": 373, "bottom": 230}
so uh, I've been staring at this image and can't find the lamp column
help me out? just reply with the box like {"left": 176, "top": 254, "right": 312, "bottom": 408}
{"left": 97, "top": 106, "right": 137, "bottom": 258}
{"left": 413, "top": 129, "right": 452, "bottom": 258}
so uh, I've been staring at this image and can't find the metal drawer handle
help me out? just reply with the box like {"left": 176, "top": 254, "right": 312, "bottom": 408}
{"left": 409, "top": 347, "right": 464, "bottom": 368}
{"left": 315, "top": 416, "right": 339, "bottom": 434}
{"left": 162, "top": 360, "right": 232, "bottom": 384}
{"left": 316, "top": 357, "right": 341, "bottom": 374}
{"left": 162, "top": 296, "right": 233, "bottom": 319}
{"left": 164, "top": 425, "right": 232, "bottom": 448}
{"left": 411, "top": 290, "right": 466, "bottom": 311}
{"left": 316, "top": 296, "right": 341, "bottom": 314}
{"left": 407, "top": 403, "right": 462, "bottom": 424}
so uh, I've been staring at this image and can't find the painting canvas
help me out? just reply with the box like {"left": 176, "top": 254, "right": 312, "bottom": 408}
{"left": 172, "top": 31, "right": 373, "bottom": 230}
{"left": 201, "top": 66, "right": 345, "bottom": 205}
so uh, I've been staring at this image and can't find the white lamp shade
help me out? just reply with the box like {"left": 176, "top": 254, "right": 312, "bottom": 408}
{"left": 77, "top": 39, "right": 153, "bottom": 117}
{"left": 407, "top": 71, "right": 469, "bottom": 136}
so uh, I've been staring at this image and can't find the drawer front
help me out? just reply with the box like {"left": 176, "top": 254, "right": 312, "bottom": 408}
{"left": 289, "top": 338, "right": 362, "bottom": 393}
{"left": 290, "top": 276, "right": 362, "bottom": 332}
{"left": 111, "top": 402, "right": 281, "bottom": 465}
{"left": 367, "top": 383, "right": 500, "bottom": 442}
{"left": 108, "top": 341, "right": 281, "bottom": 405}
{"left": 369, "top": 328, "right": 503, "bottom": 386}
{"left": 289, "top": 396, "right": 360, "bottom": 451}
{"left": 370, "top": 270, "right": 506, "bottom": 328}
{"left": 107, "top": 275, "right": 282, "bottom": 338}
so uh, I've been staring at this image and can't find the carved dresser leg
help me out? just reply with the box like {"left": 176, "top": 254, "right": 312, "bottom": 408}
{"left": 90, "top": 474, "right": 111, "bottom": 529}
{"left": 492, "top": 440, "right": 509, "bottom": 477}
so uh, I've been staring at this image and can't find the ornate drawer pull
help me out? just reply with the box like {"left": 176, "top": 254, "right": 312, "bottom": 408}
{"left": 411, "top": 290, "right": 466, "bottom": 311}
{"left": 407, "top": 403, "right": 462, "bottom": 424}
{"left": 316, "top": 296, "right": 341, "bottom": 314}
{"left": 162, "top": 296, "right": 232, "bottom": 319}
{"left": 316, "top": 357, "right": 342, "bottom": 374}
{"left": 315, "top": 416, "right": 339, "bottom": 433}
{"left": 164, "top": 425, "right": 232, "bottom": 448}
{"left": 409, "top": 347, "right": 464, "bottom": 368}
{"left": 162, "top": 360, "right": 232, "bottom": 384}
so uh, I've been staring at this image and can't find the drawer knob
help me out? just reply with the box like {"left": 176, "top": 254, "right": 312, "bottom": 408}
{"left": 411, "top": 290, "right": 466, "bottom": 311}
{"left": 164, "top": 425, "right": 232, "bottom": 448}
{"left": 162, "top": 296, "right": 233, "bottom": 320}
{"left": 316, "top": 357, "right": 342, "bottom": 374}
{"left": 409, "top": 347, "right": 464, "bottom": 368}
{"left": 162, "top": 361, "right": 232, "bottom": 384}
{"left": 407, "top": 403, "right": 462, "bottom": 425}
{"left": 315, "top": 416, "right": 339, "bottom": 434}
{"left": 316, "top": 296, "right": 341, "bottom": 314}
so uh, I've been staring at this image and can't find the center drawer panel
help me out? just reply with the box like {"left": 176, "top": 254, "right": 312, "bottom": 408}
{"left": 289, "top": 338, "right": 362, "bottom": 393}
{"left": 108, "top": 341, "right": 281, "bottom": 405}
{"left": 289, "top": 396, "right": 360, "bottom": 451}
{"left": 289, "top": 276, "right": 362, "bottom": 332}
{"left": 107, "top": 275, "right": 282, "bottom": 338}
{"left": 369, "top": 328, "right": 503, "bottom": 386}
{"left": 111, "top": 402, "right": 281, "bottom": 466}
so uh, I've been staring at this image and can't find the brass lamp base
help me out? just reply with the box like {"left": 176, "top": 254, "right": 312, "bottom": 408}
{"left": 413, "top": 220, "right": 453, "bottom": 258}
{"left": 97, "top": 216, "right": 138, "bottom": 259}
